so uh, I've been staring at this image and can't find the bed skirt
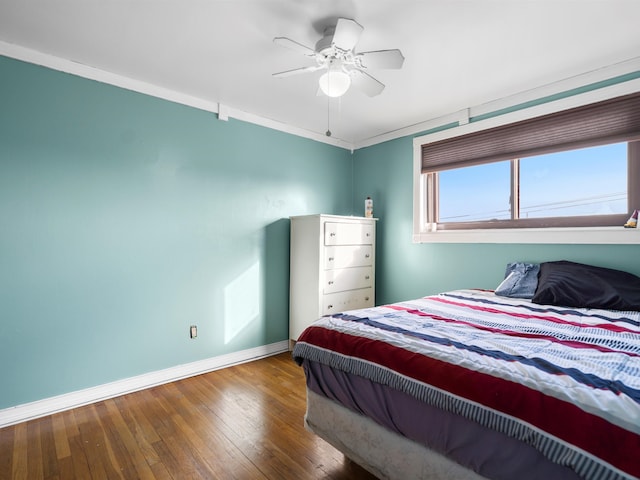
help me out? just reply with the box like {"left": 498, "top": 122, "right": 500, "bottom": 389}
{"left": 304, "top": 388, "right": 488, "bottom": 480}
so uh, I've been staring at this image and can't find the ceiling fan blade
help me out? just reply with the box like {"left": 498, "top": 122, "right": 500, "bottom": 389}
{"left": 273, "top": 37, "right": 316, "bottom": 56}
{"left": 358, "top": 49, "right": 405, "bottom": 69}
{"left": 332, "top": 18, "right": 363, "bottom": 51}
{"left": 350, "top": 70, "right": 385, "bottom": 97}
{"left": 272, "top": 65, "right": 323, "bottom": 78}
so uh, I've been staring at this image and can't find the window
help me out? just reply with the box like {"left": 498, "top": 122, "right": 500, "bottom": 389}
{"left": 438, "top": 161, "right": 511, "bottom": 222}
{"left": 519, "top": 144, "right": 627, "bottom": 219}
{"left": 415, "top": 91, "right": 640, "bottom": 241}
{"left": 433, "top": 141, "right": 635, "bottom": 229}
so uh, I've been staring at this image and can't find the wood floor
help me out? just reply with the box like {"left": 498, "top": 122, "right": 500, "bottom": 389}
{"left": 0, "top": 352, "right": 377, "bottom": 479}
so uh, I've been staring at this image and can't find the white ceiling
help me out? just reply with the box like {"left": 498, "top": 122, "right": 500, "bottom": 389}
{"left": 1, "top": 0, "right": 640, "bottom": 148}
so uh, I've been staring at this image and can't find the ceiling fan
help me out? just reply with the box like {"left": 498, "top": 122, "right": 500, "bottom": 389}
{"left": 273, "top": 18, "right": 404, "bottom": 98}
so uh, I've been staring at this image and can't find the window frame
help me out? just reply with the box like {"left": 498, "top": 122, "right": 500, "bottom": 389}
{"left": 412, "top": 86, "right": 640, "bottom": 244}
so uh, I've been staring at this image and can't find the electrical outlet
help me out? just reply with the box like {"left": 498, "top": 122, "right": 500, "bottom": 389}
{"left": 190, "top": 325, "right": 197, "bottom": 339}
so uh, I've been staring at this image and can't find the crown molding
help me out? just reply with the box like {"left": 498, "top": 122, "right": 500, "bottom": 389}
{"left": 2, "top": 40, "right": 639, "bottom": 153}
{"left": 357, "top": 56, "right": 640, "bottom": 149}
{"left": 0, "top": 41, "right": 354, "bottom": 151}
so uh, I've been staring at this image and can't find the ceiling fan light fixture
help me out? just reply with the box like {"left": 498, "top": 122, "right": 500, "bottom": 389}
{"left": 318, "top": 70, "right": 351, "bottom": 97}
{"left": 274, "top": 17, "right": 404, "bottom": 100}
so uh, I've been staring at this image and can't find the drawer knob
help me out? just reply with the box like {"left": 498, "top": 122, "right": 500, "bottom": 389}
{"left": 365, "top": 254, "right": 370, "bottom": 258}
{"left": 327, "top": 304, "right": 333, "bottom": 309}
{"left": 365, "top": 297, "right": 370, "bottom": 301}
{"left": 328, "top": 257, "right": 334, "bottom": 261}
{"left": 365, "top": 275, "right": 370, "bottom": 280}
{"left": 330, "top": 232, "right": 336, "bottom": 237}
{"left": 366, "top": 233, "right": 370, "bottom": 237}
{"left": 328, "top": 281, "right": 334, "bottom": 285}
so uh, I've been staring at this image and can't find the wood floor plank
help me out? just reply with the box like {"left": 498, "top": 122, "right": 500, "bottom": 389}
{"left": 81, "top": 402, "right": 123, "bottom": 479}
{"left": 93, "top": 400, "right": 135, "bottom": 479}
{"left": 171, "top": 380, "right": 270, "bottom": 480}
{"left": 72, "top": 404, "right": 113, "bottom": 480}
{"left": 0, "top": 422, "right": 14, "bottom": 479}
{"left": 26, "top": 420, "right": 44, "bottom": 479}
{"left": 194, "top": 358, "right": 359, "bottom": 479}
{"left": 11, "top": 422, "right": 28, "bottom": 480}
{"left": 66, "top": 430, "right": 93, "bottom": 479}
{"left": 51, "top": 413, "right": 71, "bottom": 460}
{"left": 0, "top": 352, "right": 377, "bottom": 480}
{"left": 154, "top": 381, "right": 265, "bottom": 480}
{"left": 99, "top": 397, "right": 157, "bottom": 479}
{"left": 56, "top": 455, "right": 75, "bottom": 480}
{"left": 60, "top": 409, "right": 80, "bottom": 439}
{"left": 145, "top": 387, "right": 222, "bottom": 479}
{"left": 115, "top": 392, "right": 161, "bottom": 445}
{"left": 37, "top": 416, "right": 60, "bottom": 479}
{"left": 124, "top": 388, "right": 172, "bottom": 470}
{"left": 27, "top": 419, "right": 44, "bottom": 479}
{"left": 148, "top": 458, "right": 174, "bottom": 480}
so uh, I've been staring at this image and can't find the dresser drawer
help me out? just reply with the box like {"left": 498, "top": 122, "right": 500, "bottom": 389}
{"left": 322, "top": 288, "right": 374, "bottom": 315}
{"left": 324, "top": 245, "right": 373, "bottom": 269}
{"left": 324, "top": 222, "right": 374, "bottom": 246}
{"left": 324, "top": 267, "right": 373, "bottom": 294}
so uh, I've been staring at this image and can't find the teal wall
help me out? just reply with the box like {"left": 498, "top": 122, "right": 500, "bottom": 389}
{"left": 353, "top": 136, "right": 640, "bottom": 306}
{"left": 0, "top": 56, "right": 353, "bottom": 408}
{"left": 2, "top": 53, "right": 639, "bottom": 410}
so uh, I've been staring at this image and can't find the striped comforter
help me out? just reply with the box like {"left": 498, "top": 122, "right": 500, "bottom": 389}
{"left": 292, "top": 289, "right": 640, "bottom": 480}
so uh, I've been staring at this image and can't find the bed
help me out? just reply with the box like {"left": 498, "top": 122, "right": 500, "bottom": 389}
{"left": 292, "top": 261, "right": 640, "bottom": 480}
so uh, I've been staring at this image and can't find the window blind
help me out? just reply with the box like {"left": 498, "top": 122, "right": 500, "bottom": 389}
{"left": 421, "top": 92, "right": 640, "bottom": 173}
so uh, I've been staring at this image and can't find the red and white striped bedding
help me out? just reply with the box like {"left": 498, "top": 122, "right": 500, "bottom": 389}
{"left": 292, "top": 289, "right": 640, "bottom": 480}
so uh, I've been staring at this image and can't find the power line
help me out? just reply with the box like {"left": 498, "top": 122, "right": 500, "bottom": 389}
{"left": 440, "top": 191, "right": 626, "bottom": 221}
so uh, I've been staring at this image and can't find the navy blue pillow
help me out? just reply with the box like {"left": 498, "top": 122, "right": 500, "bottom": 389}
{"left": 495, "top": 262, "right": 540, "bottom": 299}
{"left": 532, "top": 261, "right": 640, "bottom": 311}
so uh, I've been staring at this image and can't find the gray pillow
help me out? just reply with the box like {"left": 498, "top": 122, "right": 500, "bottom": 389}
{"left": 495, "top": 262, "right": 540, "bottom": 299}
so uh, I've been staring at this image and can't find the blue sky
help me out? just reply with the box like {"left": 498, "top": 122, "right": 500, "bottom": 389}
{"left": 438, "top": 142, "right": 627, "bottom": 222}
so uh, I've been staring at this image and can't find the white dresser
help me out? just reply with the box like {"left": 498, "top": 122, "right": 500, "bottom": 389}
{"left": 289, "top": 214, "right": 377, "bottom": 341}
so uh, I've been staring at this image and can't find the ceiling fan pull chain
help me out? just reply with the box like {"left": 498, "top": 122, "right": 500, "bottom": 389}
{"left": 326, "top": 95, "right": 332, "bottom": 137}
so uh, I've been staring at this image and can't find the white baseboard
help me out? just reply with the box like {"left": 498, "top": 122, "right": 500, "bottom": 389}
{"left": 0, "top": 340, "right": 289, "bottom": 428}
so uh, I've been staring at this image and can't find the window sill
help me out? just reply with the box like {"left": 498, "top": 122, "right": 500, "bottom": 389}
{"left": 412, "top": 226, "right": 640, "bottom": 244}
